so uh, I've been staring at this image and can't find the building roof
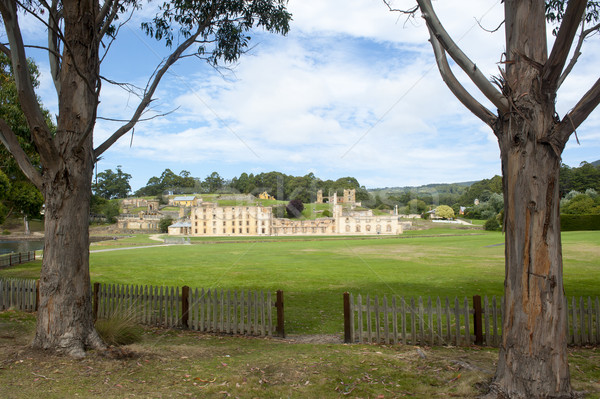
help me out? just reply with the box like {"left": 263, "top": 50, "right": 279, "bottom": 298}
{"left": 173, "top": 196, "right": 196, "bottom": 201}
{"left": 170, "top": 221, "right": 191, "bottom": 228}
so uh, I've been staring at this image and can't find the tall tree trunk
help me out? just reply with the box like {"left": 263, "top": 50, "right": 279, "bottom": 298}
{"left": 31, "top": 0, "right": 105, "bottom": 356}
{"left": 491, "top": 1, "right": 571, "bottom": 397}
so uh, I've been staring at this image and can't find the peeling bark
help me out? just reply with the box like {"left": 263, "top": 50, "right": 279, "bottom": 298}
{"left": 29, "top": 0, "right": 106, "bottom": 356}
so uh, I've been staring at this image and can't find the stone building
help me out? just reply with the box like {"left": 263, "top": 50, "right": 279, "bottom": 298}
{"left": 168, "top": 196, "right": 405, "bottom": 237}
{"left": 188, "top": 203, "right": 273, "bottom": 236}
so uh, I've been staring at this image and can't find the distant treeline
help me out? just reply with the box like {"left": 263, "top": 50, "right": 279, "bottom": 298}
{"left": 134, "top": 169, "right": 370, "bottom": 204}
{"left": 128, "top": 161, "right": 599, "bottom": 214}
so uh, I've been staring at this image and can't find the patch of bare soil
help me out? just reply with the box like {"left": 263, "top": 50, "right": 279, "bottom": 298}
{"left": 282, "top": 334, "right": 343, "bottom": 344}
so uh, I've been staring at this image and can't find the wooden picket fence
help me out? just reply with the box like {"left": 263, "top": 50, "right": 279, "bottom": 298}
{"left": 0, "top": 251, "right": 37, "bottom": 268}
{"left": 0, "top": 278, "right": 38, "bottom": 311}
{"left": 93, "top": 282, "right": 285, "bottom": 338}
{"left": 344, "top": 293, "right": 600, "bottom": 347}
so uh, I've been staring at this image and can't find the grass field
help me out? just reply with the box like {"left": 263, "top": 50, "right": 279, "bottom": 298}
{"left": 1, "top": 311, "right": 599, "bottom": 398}
{"left": 2, "top": 230, "right": 598, "bottom": 336}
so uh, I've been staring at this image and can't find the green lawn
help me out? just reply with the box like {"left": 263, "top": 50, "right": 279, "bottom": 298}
{"left": 2, "top": 231, "right": 598, "bottom": 335}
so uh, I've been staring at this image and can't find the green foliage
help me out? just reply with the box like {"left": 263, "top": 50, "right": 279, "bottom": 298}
{"left": 159, "top": 216, "right": 173, "bottom": 233}
{"left": 135, "top": 169, "right": 198, "bottom": 196}
{"left": 0, "top": 54, "right": 50, "bottom": 220}
{"left": 434, "top": 205, "right": 454, "bottom": 219}
{"left": 484, "top": 218, "right": 502, "bottom": 231}
{"left": 8, "top": 181, "right": 44, "bottom": 218}
{"left": 321, "top": 210, "right": 332, "bottom": 217}
{"left": 95, "top": 307, "right": 143, "bottom": 346}
{"left": 91, "top": 196, "right": 121, "bottom": 223}
{"left": 272, "top": 204, "right": 287, "bottom": 218}
{"left": 93, "top": 166, "right": 132, "bottom": 199}
{"left": 141, "top": 0, "right": 291, "bottom": 64}
{"left": 560, "top": 214, "right": 600, "bottom": 231}
{"left": 559, "top": 162, "right": 600, "bottom": 197}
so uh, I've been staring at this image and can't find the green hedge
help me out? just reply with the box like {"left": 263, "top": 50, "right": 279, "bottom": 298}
{"left": 560, "top": 214, "right": 600, "bottom": 231}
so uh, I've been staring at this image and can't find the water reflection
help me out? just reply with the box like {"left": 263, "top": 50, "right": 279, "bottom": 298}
{"left": 0, "top": 240, "right": 44, "bottom": 255}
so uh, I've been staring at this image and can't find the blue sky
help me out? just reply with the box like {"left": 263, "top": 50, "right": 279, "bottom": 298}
{"left": 14, "top": 0, "right": 600, "bottom": 191}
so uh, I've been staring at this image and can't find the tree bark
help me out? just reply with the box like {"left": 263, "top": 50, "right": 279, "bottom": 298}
{"left": 31, "top": 0, "right": 105, "bottom": 357}
{"left": 490, "top": 1, "right": 571, "bottom": 397}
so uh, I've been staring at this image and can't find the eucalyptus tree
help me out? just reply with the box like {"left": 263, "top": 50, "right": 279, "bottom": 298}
{"left": 0, "top": 0, "right": 291, "bottom": 357}
{"left": 385, "top": 0, "right": 599, "bottom": 397}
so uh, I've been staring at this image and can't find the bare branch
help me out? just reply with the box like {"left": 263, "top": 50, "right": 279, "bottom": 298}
{"left": 428, "top": 27, "right": 497, "bottom": 127}
{"left": 47, "top": 0, "right": 62, "bottom": 94}
{"left": 0, "top": 119, "right": 43, "bottom": 190}
{"left": 557, "top": 21, "right": 600, "bottom": 89}
{"left": 98, "top": 0, "right": 124, "bottom": 41}
{"left": 475, "top": 17, "right": 504, "bottom": 33}
{"left": 94, "top": 2, "right": 220, "bottom": 158}
{"left": 0, "top": 42, "right": 10, "bottom": 56}
{"left": 97, "top": 107, "right": 178, "bottom": 123}
{"left": 94, "top": 28, "right": 204, "bottom": 158}
{"left": 556, "top": 77, "right": 600, "bottom": 145}
{"left": 382, "top": 0, "right": 419, "bottom": 15}
{"left": 0, "top": 0, "right": 59, "bottom": 169}
{"left": 542, "top": 0, "right": 587, "bottom": 91}
{"left": 416, "top": 0, "right": 509, "bottom": 113}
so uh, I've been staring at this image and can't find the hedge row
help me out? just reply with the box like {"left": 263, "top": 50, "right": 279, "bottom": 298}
{"left": 560, "top": 214, "right": 600, "bottom": 231}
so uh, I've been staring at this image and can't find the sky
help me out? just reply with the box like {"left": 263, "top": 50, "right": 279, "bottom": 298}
{"left": 11, "top": 0, "right": 600, "bottom": 192}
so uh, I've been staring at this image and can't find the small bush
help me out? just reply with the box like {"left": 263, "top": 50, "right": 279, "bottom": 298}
{"left": 95, "top": 308, "right": 143, "bottom": 346}
{"left": 159, "top": 216, "right": 173, "bottom": 233}
{"left": 560, "top": 214, "right": 600, "bottom": 231}
{"left": 2, "top": 230, "right": 10, "bottom": 235}
{"left": 484, "top": 218, "right": 501, "bottom": 231}
{"left": 321, "top": 210, "right": 332, "bottom": 217}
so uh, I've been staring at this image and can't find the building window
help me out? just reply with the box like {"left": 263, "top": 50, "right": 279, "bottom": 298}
{"left": 213, "top": 228, "right": 217, "bottom": 234}
{"left": 195, "top": 229, "right": 198, "bottom": 234}
{"left": 223, "top": 221, "right": 226, "bottom": 226}
{"left": 366, "top": 225, "right": 371, "bottom": 232}
{"left": 356, "top": 225, "right": 361, "bottom": 232}
{"left": 345, "top": 225, "right": 351, "bottom": 233}
{"left": 387, "top": 225, "right": 392, "bottom": 232}
{"left": 203, "top": 229, "right": 206, "bottom": 234}
{"left": 239, "top": 228, "right": 242, "bottom": 233}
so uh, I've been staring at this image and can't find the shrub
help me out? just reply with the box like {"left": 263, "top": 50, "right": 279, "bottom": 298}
{"left": 159, "top": 216, "right": 173, "bottom": 233}
{"left": 272, "top": 204, "right": 287, "bottom": 218}
{"left": 321, "top": 210, "right": 332, "bottom": 217}
{"left": 484, "top": 218, "right": 501, "bottom": 231}
{"left": 560, "top": 214, "right": 600, "bottom": 231}
{"left": 95, "top": 307, "right": 143, "bottom": 346}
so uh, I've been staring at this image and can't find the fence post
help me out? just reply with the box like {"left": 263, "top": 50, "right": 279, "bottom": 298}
{"left": 473, "top": 295, "right": 483, "bottom": 345}
{"left": 181, "top": 285, "right": 190, "bottom": 328}
{"left": 276, "top": 290, "right": 285, "bottom": 338}
{"left": 344, "top": 292, "right": 352, "bottom": 343}
{"left": 93, "top": 282, "right": 100, "bottom": 321}
{"left": 35, "top": 279, "right": 40, "bottom": 311}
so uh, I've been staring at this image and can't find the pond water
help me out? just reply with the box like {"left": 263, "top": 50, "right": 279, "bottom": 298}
{"left": 0, "top": 240, "right": 44, "bottom": 255}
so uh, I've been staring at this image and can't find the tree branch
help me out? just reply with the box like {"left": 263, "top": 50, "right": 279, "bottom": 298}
{"left": 542, "top": 0, "right": 587, "bottom": 91}
{"left": 416, "top": 0, "right": 509, "bottom": 113}
{"left": 47, "top": 0, "right": 62, "bottom": 94}
{"left": 428, "top": 27, "right": 497, "bottom": 127}
{"left": 557, "top": 21, "right": 600, "bottom": 89}
{"left": 0, "top": 0, "right": 59, "bottom": 170}
{"left": 0, "top": 119, "right": 43, "bottom": 190}
{"left": 556, "top": 77, "right": 600, "bottom": 145}
{"left": 0, "top": 42, "right": 10, "bottom": 56}
{"left": 94, "top": 2, "right": 220, "bottom": 158}
{"left": 93, "top": 27, "right": 204, "bottom": 158}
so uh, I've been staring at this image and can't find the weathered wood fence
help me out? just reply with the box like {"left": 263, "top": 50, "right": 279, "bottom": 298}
{"left": 92, "top": 282, "right": 285, "bottom": 338}
{"left": 344, "top": 293, "right": 600, "bottom": 347}
{"left": 0, "top": 278, "right": 38, "bottom": 311}
{"left": 0, "top": 251, "right": 37, "bottom": 268}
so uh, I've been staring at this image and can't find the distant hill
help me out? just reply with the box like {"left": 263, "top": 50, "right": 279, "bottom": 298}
{"left": 592, "top": 160, "right": 600, "bottom": 167}
{"left": 369, "top": 181, "right": 474, "bottom": 194}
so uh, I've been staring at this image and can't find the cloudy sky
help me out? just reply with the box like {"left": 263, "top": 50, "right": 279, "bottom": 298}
{"left": 16, "top": 0, "right": 600, "bottom": 191}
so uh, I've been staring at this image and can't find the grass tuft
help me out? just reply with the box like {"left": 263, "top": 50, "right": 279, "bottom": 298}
{"left": 95, "top": 306, "right": 143, "bottom": 346}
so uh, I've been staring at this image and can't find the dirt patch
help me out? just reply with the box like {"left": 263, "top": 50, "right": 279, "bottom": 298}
{"left": 282, "top": 334, "right": 343, "bottom": 344}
